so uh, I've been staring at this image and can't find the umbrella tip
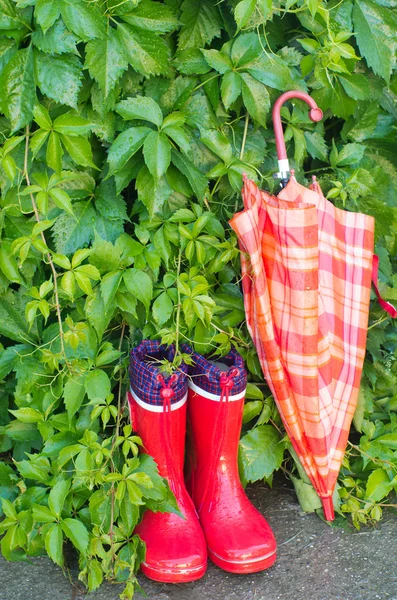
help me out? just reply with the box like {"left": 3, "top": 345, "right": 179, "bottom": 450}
{"left": 290, "top": 169, "right": 296, "bottom": 181}
{"left": 242, "top": 172, "right": 248, "bottom": 181}
{"left": 321, "top": 496, "right": 335, "bottom": 521}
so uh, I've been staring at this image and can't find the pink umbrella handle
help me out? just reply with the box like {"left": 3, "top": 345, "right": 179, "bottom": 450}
{"left": 272, "top": 91, "right": 323, "bottom": 179}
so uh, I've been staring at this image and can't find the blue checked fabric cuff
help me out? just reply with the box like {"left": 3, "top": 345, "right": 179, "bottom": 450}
{"left": 182, "top": 345, "right": 247, "bottom": 397}
{"left": 129, "top": 340, "right": 188, "bottom": 406}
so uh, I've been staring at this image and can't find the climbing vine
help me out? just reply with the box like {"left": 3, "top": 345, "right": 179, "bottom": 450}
{"left": 0, "top": 0, "right": 397, "bottom": 596}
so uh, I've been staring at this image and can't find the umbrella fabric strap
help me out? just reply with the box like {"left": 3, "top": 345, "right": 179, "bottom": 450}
{"left": 372, "top": 254, "right": 397, "bottom": 318}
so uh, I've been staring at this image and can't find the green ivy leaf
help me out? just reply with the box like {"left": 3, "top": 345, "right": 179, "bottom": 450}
{"left": 238, "top": 425, "right": 284, "bottom": 484}
{"left": 60, "top": 0, "right": 106, "bottom": 41}
{"left": 365, "top": 468, "right": 392, "bottom": 502}
{"left": 117, "top": 95, "right": 163, "bottom": 126}
{"left": 245, "top": 383, "right": 264, "bottom": 400}
{"left": 200, "top": 128, "right": 233, "bottom": 164}
{"left": 234, "top": 0, "right": 256, "bottom": 29}
{"left": 331, "top": 142, "right": 365, "bottom": 167}
{"left": 45, "top": 523, "right": 64, "bottom": 566}
{"left": 85, "top": 28, "right": 128, "bottom": 99}
{"left": 63, "top": 373, "right": 86, "bottom": 419}
{"left": 16, "top": 458, "right": 51, "bottom": 483}
{"left": 178, "top": 0, "right": 221, "bottom": 51}
{"left": 353, "top": 0, "right": 397, "bottom": 83}
{"left": 242, "top": 400, "right": 263, "bottom": 423}
{"left": 304, "top": 131, "right": 328, "bottom": 162}
{"left": 95, "top": 179, "right": 128, "bottom": 221}
{"left": 0, "top": 46, "right": 35, "bottom": 133}
{"left": 117, "top": 22, "right": 172, "bottom": 77}
{"left": 246, "top": 53, "right": 300, "bottom": 91}
{"left": 136, "top": 166, "right": 172, "bottom": 218}
{"left": 48, "top": 479, "right": 70, "bottom": 519}
{"left": 35, "top": 0, "right": 61, "bottom": 33}
{"left": 0, "top": 295, "right": 36, "bottom": 343}
{"left": 341, "top": 103, "right": 380, "bottom": 142}
{"left": 0, "top": 245, "right": 23, "bottom": 284}
{"left": 90, "top": 237, "right": 120, "bottom": 274}
{"left": 8, "top": 407, "right": 43, "bottom": 423}
{"left": 32, "top": 504, "right": 56, "bottom": 522}
{"left": 240, "top": 72, "right": 270, "bottom": 127}
{"left": 0, "top": 0, "right": 18, "bottom": 19}
{"left": 49, "top": 187, "right": 74, "bottom": 215}
{"left": 338, "top": 73, "right": 370, "bottom": 101}
{"left": 0, "top": 38, "right": 17, "bottom": 74}
{"left": 231, "top": 32, "right": 261, "bottom": 68}
{"left": 173, "top": 48, "right": 211, "bottom": 75}
{"left": 121, "top": 0, "right": 180, "bottom": 33}
{"left": 61, "top": 517, "right": 89, "bottom": 553}
{"left": 60, "top": 134, "right": 97, "bottom": 169}
{"left": 290, "top": 475, "right": 322, "bottom": 513}
{"left": 171, "top": 149, "right": 208, "bottom": 200}
{"left": 221, "top": 71, "right": 242, "bottom": 109}
{"left": 152, "top": 291, "right": 173, "bottom": 325}
{"left": 53, "top": 112, "right": 92, "bottom": 137}
{"left": 107, "top": 126, "right": 151, "bottom": 176}
{"left": 201, "top": 49, "right": 232, "bottom": 74}
{"left": 32, "top": 18, "right": 79, "bottom": 55}
{"left": 33, "top": 103, "right": 51, "bottom": 129}
{"left": 51, "top": 202, "right": 95, "bottom": 254}
{"left": 123, "top": 268, "right": 153, "bottom": 314}
{"left": 87, "top": 559, "right": 103, "bottom": 591}
{"left": 85, "top": 369, "right": 111, "bottom": 401}
{"left": 100, "top": 271, "right": 122, "bottom": 311}
{"left": 143, "top": 131, "right": 171, "bottom": 179}
{"left": 34, "top": 51, "right": 82, "bottom": 108}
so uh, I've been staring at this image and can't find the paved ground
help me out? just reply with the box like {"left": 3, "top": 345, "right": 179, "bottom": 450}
{"left": 1, "top": 481, "right": 397, "bottom": 600}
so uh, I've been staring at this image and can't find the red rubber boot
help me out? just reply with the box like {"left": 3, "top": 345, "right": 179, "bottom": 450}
{"left": 128, "top": 342, "right": 207, "bottom": 583}
{"left": 185, "top": 350, "right": 277, "bottom": 574}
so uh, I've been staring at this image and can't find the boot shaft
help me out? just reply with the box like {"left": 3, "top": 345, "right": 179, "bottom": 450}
{"left": 128, "top": 389, "right": 187, "bottom": 479}
{"left": 128, "top": 340, "right": 189, "bottom": 482}
{"left": 182, "top": 347, "right": 248, "bottom": 511}
{"left": 187, "top": 381, "right": 245, "bottom": 470}
{"left": 187, "top": 383, "right": 246, "bottom": 508}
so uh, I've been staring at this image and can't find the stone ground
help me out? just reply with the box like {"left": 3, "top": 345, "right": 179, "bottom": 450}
{"left": 2, "top": 481, "right": 397, "bottom": 600}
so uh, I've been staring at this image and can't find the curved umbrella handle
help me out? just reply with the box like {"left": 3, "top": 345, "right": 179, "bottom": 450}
{"left": 272, "top": 91, "right": 323, "bottom": 183}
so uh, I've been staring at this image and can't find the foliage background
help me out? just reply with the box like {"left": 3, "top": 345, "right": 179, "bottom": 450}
{"left": 0, "top": 0, "right": 397, "bottom": 596}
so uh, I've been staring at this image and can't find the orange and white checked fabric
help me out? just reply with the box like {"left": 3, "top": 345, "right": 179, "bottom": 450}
{"left": 229, "top": 176, "right": 375, "bottom": 520}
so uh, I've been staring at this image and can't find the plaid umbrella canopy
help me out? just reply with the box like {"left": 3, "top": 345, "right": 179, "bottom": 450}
{"left": 229, "top": 92, "right": 396, "bottom": 520}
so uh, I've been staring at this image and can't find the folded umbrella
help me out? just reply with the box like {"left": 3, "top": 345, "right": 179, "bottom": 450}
{"left": 230, "top": 92, "right": 396, "bottom": 520}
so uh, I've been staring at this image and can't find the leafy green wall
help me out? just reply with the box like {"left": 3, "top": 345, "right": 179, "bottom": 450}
{"left": 0, "top": 0, "right": 396, "bottom": 596}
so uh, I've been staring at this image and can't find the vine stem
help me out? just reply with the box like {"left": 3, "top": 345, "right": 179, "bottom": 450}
{"left": 368, "top": 315, "right": 389, "bottom": 330}
{"left": 211, "top": 322, "right": 251, "bottom": 349}
{"left": 115, "top": 321, "right": 127, "bottom": 439}
{"left": 239, "top": 112, "right": 249, "bottom": 161}
{"left": 192, "top": 73, "right": 220, "bottom": 92}
{"left": 23, "top": 125, "right": 69, "bottom": 368}
{"left": 109, "top": 321, "right": 126, "bottom": 575}
{"left": 347, "top": 441, "right": 397, "bottom": 471}
{"left": 348, "top": 493, "right": 397, "bottom": 509}
{"left": 174, "top": 250, "right": 182, "bottom": 360}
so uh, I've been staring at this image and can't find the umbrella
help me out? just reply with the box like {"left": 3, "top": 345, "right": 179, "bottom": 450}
{"left": 229, "top": 91, "right": 396, "bottom": 520}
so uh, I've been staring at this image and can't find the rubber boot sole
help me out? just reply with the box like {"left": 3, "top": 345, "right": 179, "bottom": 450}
{"left": 208, "top": 548, "right": 276, "bottom": 574}
{"left": 141, "top": 561, "right": 207, "bottom": 583}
